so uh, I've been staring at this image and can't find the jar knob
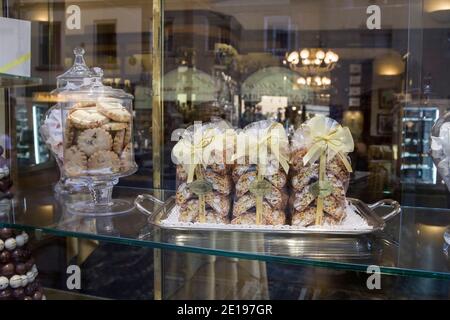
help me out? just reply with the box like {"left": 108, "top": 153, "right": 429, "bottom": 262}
{"left": 73, "top": 47, "right": 86, "bottom": 66}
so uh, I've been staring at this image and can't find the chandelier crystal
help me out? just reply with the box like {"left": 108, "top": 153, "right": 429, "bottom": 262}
{"left": 285, "top": 48, "right": 338, "bottom": 90}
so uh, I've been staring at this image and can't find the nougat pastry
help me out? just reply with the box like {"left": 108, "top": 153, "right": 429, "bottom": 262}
{"left": 291, "top": 164, "right": 319, "bottom": 191}
{"left": 235, "top": 171, "right": 257, "bottom": 197}
{"left": 179, "top": 200, "right": 227, "bottom": 223}
{"left": 321, "top": 196, "right": 346, "bottom": 221}
{"left": 291, "top": 207, "right": 316, "bottom": 227}
{"left": 290, "top": 148, "right": 308, "bottom": 171}
{"left": 204, "top": 170, "right": 232, "bottom": 195}
{"left": 205, "top": 192, "right": 231, "bottom": 217}
{"left": 176, "top": 182, "right": 193, "bottom": 205}
{"left": 291, "top": 207, "right": 342, "bottom": 227}
{"left": 176, "top": 165, "right": 188, "bottom": 182}
{"left": 265, "top": 170, "right": 287, "bottom": 189}
{"left": 292, "top": 188, "right": 316, "bottom": 212}
{"left": 232, "top": 164, "right": 254, "bottom": 183}
{"left": 327, "top": 156, "right": 350, "bottom": 182}
{"left": 231, "top": 208, "right": 286, "bottom": 226}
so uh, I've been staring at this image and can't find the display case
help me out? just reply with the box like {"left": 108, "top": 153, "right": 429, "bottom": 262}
{"left": 400, "top": 105, "right": 439, "bottom": 184}
{"left": 1, "top": 0, "right": 450, "bottom": 300}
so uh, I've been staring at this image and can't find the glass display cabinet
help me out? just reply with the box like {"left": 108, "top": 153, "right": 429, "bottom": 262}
{"left": 1, "top": 0, "right": 450, "bottom": 300}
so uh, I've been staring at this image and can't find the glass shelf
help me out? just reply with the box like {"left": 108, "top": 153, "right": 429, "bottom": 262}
{"left": 1, "top": 184, "right": 450, "bottom": 280}
{"left": 0, "top": 73, "right": 42, "bottom": 88}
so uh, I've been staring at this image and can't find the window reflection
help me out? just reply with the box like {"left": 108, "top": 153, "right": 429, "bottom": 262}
{"left": 1, "top": 0, "right": 450, "bottom": 207}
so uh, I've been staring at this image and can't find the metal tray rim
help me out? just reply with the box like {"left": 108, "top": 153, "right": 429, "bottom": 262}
{"left": 135, "top": 195, "right": 401, "bottom": 236}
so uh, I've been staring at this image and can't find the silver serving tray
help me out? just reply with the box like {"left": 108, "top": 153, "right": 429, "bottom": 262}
{"left": 135, "top": 194, "right": 401, "bottom": 236}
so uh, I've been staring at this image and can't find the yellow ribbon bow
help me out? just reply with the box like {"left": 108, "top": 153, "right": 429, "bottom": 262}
{"left": 172, "top": 126, "right": 217, "bottom": 183}
{"left": 302, "top": 115, "right": 354, "bottom": 172}
{"left": 233, "top": 122, "right": 290, "bottom": 176}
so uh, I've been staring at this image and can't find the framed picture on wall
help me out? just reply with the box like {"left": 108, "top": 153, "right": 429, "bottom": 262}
{"left": 379, "top": 89, "right": 397, "bottom": 109}
{"left": 349, "top": 97, "right": 360, "bottom": 107}
{"left": 377, "top": 114, "right": 393, "bottom": 135}
{"left": 349, "top": 64, "right": 362, "bottom": 74}
{"left": 349, "top": 86, "right": 361, "bottom": 96}
{"left": 349, "top": 75, "right": 361, "bottom": 85}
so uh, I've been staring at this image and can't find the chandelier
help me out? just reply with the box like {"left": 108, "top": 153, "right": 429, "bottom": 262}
{"left": 284, "top": 48, "right": 338, "bottom": 90}
{"left": 296, "top": 75, "right": 331, "bottom": 89}
{"left": 284, "top": 48, "right": 339, "bottom": 74}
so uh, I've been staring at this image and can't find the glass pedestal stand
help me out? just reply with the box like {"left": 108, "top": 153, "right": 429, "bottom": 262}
{"left": 67, "top": 179, "right": 135, "bottom": 216}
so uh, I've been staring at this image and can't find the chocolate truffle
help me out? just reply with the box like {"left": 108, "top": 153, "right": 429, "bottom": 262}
{"left": 15, "top": 263, "right": 26, "bottom": 275}
{"left": 0, "top": 288, "right": 12, "bottom": 300}
{"left": 0, "top": 251, "right": 11, "bottom": 263}
{"left": 11, "top": 249, "right": 24, "bottom": 263}
{"left": 12, "top": 287, "right": 24, "bottom": 299}
{"left": 32, "top": 291, "right": 43, "bottom": 300}
{"left": 1, "top": 263, "right": 14, "bottom": 277}
{"left": 0, "top": 239, "right": 4, "bottom": 251}
{"left": 23, "top": 296, "right": 33, "bottom": 300}
{"left": 0, "top": 228, "right": 12, "bottom": 240}
{"left": 24, "top": 258, "right": 34, "bottom": 270}
{"left": 24, "top": 284, "right": 35, "bottom": 296}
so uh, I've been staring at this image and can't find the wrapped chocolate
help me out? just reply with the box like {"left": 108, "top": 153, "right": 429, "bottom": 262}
{"left": 231, "top": 121, "right": 289, "bottom": 225}
{"left": 289, "top": 115, "right": 354, "bottom": 226}
{"left": 172, "top": 120, "right": 235, "bottom": 223}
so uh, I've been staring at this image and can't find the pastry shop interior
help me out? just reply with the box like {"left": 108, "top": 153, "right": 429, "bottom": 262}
{"left": 0, "top": 0, "right": 450, "bottom": 300}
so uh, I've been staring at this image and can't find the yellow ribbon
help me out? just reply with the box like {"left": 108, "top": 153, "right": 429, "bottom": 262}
{"left": 302, "top": 116, "right": 354, "bottom": 172}
{"left": 233, "top": 123, "right": 290, "bottom": 175}
{"left": 299, "top": 115, "right": 354, "bottom": 225}
{"left": 172, "top": 128, "right": 217, "bottom": 183}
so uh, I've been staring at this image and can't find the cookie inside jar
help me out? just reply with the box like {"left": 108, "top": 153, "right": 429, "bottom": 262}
{"left": 63, "top": 98, "right": 135, "bottom": 178}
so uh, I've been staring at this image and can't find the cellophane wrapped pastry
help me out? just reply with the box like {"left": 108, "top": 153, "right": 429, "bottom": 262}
{"left": 289, "top": 115, "right": 354, "bottom": 227}
{"left": 172, "top": 120, "right": 235, "bottom": 223}
{"left": 231, "top": 121, "right": 289, "bottom": 225}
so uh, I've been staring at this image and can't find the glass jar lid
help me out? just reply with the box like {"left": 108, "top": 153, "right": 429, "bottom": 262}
{"left": 57, "top": 66, "right": 133, "bottom": 105}
{"left": 55, "top": 47, "right": 95, "bottom": 91}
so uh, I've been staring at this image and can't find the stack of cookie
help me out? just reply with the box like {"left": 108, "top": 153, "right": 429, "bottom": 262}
{"left": 63, "top": 99, "right": 134, "bottom": 177}
{"left": 231, "top": 121, "right": 290, "bottom": 226}
{"left": 231, "top": 157, "right": 288, "bottom": 225}
{"left": 176, "top": 164, "right": 232, "bottom": 223}
{"left": 289, "top": 148, "right": 350, "bottom": 227}
{"left": 0, "top": 229, "right": 45, "bottom": 300}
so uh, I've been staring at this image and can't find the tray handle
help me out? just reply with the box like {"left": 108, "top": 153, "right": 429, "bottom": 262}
{"left": 135, "top": 194, "right": 165, "bottom": 216}
{"left": 367, "top": 199, "right": 401, "bottom": 222}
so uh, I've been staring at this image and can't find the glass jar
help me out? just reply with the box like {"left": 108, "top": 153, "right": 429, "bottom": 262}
{"left": 431, "top": 112, "right": 450, "bottom": 191}
{"left": 40, "top": 48, "right": 95, "bottom": 196}
{"left": 57, "top": 67, "right": 137, "bottom": 216}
